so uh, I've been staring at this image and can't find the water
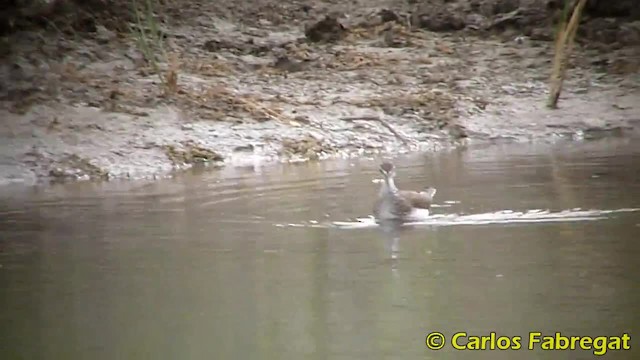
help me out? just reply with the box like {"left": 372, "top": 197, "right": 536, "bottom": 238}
{"left": 1, "top": 138, "right": 639, "bottom": 359}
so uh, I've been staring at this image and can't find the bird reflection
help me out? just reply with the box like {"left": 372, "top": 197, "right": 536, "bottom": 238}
{"left": 377, "top": 219, "right": 407, "bottom": 272}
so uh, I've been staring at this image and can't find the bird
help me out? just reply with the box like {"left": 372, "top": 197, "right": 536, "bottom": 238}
{"left": 373, "top": 161, "right": 436, "bottom": 221}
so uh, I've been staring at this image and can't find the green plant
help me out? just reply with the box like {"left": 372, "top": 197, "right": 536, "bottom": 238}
{"left": 130, "top": 0, "right": 177, "bottom": 94}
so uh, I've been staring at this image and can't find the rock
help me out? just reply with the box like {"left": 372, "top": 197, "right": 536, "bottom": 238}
{"left": 447, "top": 123, "right": 469, "bottom": 139}
{"left": 203, "top": 39, "right": 237, "bottom": 52}
{"left": 305, "top": 15, "right": 347, "bottom": 43}
{"left": 529, "top": 27, "right": 553, "bottom": 41}
{"left": 9, "top": 57, "right": 37, "bottom": 82}
{"left": 465, "top": 13, "right": 490, "bottom": 30}
{"left": 164, "top": 144, "right": 224, "bottom": 165}
{"left": 380, "top": 28, "right": 410, "bottom": 48}
{"left": 609, "top": 58, "right": 640, "bottom": 74}
{"left": 618, "top": 20, "right": 640, "bottom": 45}
{"left": 95, "top": 25, "right": 116, "bottom": 44}
{"left": 580, "top": 18, "right": 622, "bottom": 44}
{"left": 49, "top": 154, "right": 108, "bottom": 181}
{"left": 281, "top": 134, "right": 333, "bottom": 159}
{"left": 467, "top": 0, "right": 640, "bottom": 45}
{"left": 273, "top": 56, "right": 307, "bottom": 72}
{"left": 233, "top": 144, "right": 255, "bottom": 152}
{"left": 293, "top": 115, "right": 310, "bottom": 124}
{"left": 492, "top": 0, "right": 520, "bottom": 15}
{"left": 486, "top": 9, "right": 522, "bottom": 29}
{"left": 378, "top": 9, "right": 401, "bottom": 23}
{"left": 124, "top": 47, "right": 146, "bottom": 67}
{"left": 356, "top": 8, "right": 402, "bottom": 28}
{"left": 585, "top": 0, "right": 640, "bottom": 18}
{"left": 412, "top": 9, "right": 466, "bottom": 32}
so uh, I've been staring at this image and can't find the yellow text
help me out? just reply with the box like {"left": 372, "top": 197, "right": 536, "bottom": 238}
{"left": 452, "top": 332, "right": 522, "bottom": 350}
{"left": 528, "top": 332, "right": 631, "bottom": 356}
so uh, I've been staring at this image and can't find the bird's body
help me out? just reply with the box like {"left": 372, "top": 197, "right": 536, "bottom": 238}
{"left": 373, "top": 161, "right": 436, "bottom": 221}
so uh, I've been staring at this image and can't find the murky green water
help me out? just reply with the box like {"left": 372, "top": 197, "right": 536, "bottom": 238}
{"left": 1, "top": 138, "right": 639, "bottom": 359}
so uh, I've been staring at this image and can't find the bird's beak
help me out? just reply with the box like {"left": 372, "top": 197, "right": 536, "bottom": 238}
{"left": 379, "top": 168, "right": 388, "bottom": 177}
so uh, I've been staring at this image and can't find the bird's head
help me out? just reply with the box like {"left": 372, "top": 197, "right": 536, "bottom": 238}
{"left": 379, "top": 161, "right": 395, "bottom": 178}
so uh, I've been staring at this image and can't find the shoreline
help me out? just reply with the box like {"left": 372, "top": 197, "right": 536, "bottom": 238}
{"left": 1, "top": 2, "right": 639, "bottom": 187}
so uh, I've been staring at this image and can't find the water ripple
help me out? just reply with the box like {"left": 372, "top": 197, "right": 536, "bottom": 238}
{"left": 275, "top": 208, "right": 640, "bottom": 230}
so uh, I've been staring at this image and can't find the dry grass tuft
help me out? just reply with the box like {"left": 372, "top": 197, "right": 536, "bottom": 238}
{"left": 330, "top": 50, "right": 401, "bottom": 70}
{"left": 164, "top": 143, "right": 224, "bottom": 165}
{"left": 548, "top": 0, "right": 588, "bottom": 108}
{"left": 162, "top": 52, "right": 180, "bottom": 96}
{"left": 359, "top": 90, "right": 456, "bottom": 112}
{"left": 175, "top": 85, "right": 291, "bottom": 122}
{"left": 131, "top": 0, "right": 181, "bottom": 95}
{"left": 183, "top": 58, "right": 235, "bottom": 77}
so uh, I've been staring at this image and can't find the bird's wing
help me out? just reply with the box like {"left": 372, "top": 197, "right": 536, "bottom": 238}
{"left": 373, "top": 195, "right": 413, "bottom": 218}
{"left": 392, "top": 194, "right": 414, "bottom": 216}
{"left": 400, "top": 190, "right": 433, "bottom": 209}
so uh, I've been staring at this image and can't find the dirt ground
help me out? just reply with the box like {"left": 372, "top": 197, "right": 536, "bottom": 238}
{"left": 1, "top": 0, "right": 639, "bottom": 186}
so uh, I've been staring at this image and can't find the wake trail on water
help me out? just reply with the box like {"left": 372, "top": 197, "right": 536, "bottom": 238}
{"left": 274, "top": 208, "right": 640, "bottom": 229}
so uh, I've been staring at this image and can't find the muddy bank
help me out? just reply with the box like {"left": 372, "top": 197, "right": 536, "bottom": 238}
{"left": 1, "top": 0, "right": 639, "bottom": 186}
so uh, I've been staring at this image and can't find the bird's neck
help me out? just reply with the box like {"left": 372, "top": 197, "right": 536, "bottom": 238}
{"left": 380, "top": 175, "right": 398, "bottom": 196}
